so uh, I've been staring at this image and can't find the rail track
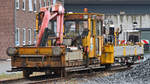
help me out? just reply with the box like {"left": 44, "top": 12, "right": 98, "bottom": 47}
{"left": 0, "top": 64, "right": 137, "bottom": 84}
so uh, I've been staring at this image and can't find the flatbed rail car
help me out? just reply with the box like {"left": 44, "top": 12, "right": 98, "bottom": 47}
{"left": 6, "top": 6, "right": 144, "bottom": 78}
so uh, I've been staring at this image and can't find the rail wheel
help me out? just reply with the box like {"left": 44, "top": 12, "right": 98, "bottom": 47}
{"left": 60, "top": 68, "right": 67, "bottom": 77}
{"left": 45, "top": 70, "right": 52, "bottom": 76}
{"left": 105, "top": 64, "right": 111, "bottom": 69}
{"left": 126, "top": 62, "right": 134, "bottom": 67}
{"left": 23, "top": 70, "right": 31, "bottom": 78}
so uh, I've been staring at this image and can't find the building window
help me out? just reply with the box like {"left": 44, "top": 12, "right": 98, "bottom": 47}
{"left": 39, "top": 0, "right": 41, "bottom": 8}
{"left": 15, "top": 28, "right": 20, "bottom": 46}
{"left": 33, "top": 0, "right": 36, "bottom": 12}
{"left": 98, "top": 21, "right": 102, "bottom": 36}
{"left": 23, "top": 28, "right": 26, "bottom": 45}
{"left": 44, "top": 0, "right": 46, "bottom": 7}
{"left": 34, "top": 29, "right": 37, "bottom": 44}
{"left": 16, "top": 0, "right": 19, "bottom": 9}
{"left": 22, "top": 0, "right": 26, "bottom": 10}
{"left": 53, "top": 0, "right": 56, "bottom": 5}
{"left": 48, "top": 0, "right": 50, "bottom": 6}
{"left": 28, "top": 29, "right": 32, "bottom": 45}
{"left": 29, "top": 0, "right": 33, "bottom": 11}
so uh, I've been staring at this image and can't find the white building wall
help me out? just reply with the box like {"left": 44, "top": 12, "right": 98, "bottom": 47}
{"left": 105, "top": 14, "right": 150, "bottom": 40}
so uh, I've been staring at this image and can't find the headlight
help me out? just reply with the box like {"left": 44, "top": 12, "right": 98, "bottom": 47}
{"left": 52, "top": 47, "right": 61, "bottom": 56}
{"left": 6, "top": 47, "right": 17, "bottom": 56}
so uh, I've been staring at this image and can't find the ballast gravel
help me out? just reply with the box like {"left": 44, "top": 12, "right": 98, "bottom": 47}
{"left": 79, "top": 58, "right": 150, "bottom": 84}
{"left": 102, "top": 59, "right": 150, "bottom": 84}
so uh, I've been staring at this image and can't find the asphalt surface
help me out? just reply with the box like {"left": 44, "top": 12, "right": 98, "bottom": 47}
{"left": 0, "top": 60, "right": 12, "bottom": 74}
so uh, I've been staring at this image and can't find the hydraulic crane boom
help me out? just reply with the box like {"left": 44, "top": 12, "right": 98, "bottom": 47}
{"left": 36, "top": 3, "right": 64, "bottom": 47}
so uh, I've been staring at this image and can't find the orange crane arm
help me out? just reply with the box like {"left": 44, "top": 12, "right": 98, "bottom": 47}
{"left": 36, "top": 4, "right": 64, "bottom": 47}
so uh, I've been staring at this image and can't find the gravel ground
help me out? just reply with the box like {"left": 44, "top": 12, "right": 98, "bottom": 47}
{"left": 78, "top": 53, "right": 150, "bottom": 84}
{"left": 79, "top": 59, "right": 150, "bottom": 84}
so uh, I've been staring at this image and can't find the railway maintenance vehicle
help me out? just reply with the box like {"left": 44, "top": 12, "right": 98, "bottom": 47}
{"left": 6, "top": 4, "right": 144, "bottom": 78}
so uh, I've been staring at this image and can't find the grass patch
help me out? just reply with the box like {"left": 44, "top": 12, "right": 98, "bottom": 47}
{"left": 0, "top": 72, "right": 23, "bottom": 80}
{"left": 0, "top": 72, "right": 45, "bottom": 80}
